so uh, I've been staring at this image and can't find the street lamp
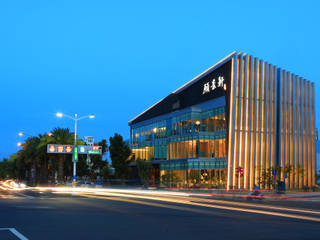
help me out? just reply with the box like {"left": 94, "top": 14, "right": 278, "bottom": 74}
{"left": 56, "top": 112, "right": 95, "bottom": 184}
{"left": 19, "top": 131, "right": 52, "bottom": 137}
{"left": 18, "top": 132, "right": 32, "bottom": 137}
{"left": 17, "top": 142, "right": 22, "bottom": 147}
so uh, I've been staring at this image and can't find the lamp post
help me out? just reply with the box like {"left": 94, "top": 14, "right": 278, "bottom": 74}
{"left": 56, "top": 112, "right": 95, "bottom": 184}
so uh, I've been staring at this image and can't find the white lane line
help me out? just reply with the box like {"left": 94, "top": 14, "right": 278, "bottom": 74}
{"left": 0, "top": 228, "right": 29, "bottom": 240}
{"left": 16, "top": 205, "right": 55, "bottom": 209}
{"left": 15, "top": 192, "right": 35, "bottom": 199}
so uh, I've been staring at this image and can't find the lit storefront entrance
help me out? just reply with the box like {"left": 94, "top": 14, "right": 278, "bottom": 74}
{"left": 160, "top": 160, "right": 227, "bottom": 188}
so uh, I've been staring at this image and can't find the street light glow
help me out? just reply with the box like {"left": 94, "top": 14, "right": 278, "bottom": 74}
{"left": 89, "top": 114, "right": 95, "bottom": 119}
{"left": 17, "top": 142, "right": 22, "bottom": 147}
{"left": 18, "top": 132, "right": 23, "bottom": 136}
{"left": 56, "top": 112, "right": 63, "bottom": 117}
{"left": 48, "top": 132, "right": 53, "bottom": 137}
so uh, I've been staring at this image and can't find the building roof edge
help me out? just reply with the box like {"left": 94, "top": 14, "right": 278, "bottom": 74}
{"left": 128, "top": 51, "right": 238, "bottom": 124}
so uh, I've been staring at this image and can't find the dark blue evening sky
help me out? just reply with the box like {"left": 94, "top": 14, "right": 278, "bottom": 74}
{"left": 1, "top": 0, "right": 319, "bottom": 159}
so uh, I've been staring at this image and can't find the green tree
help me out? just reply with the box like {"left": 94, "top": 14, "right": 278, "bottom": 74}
{"left": 50, "top": 128, "right": 75, "bottom": 182}
{"left": 0, "top": 158, "right": 15, "bottom": 179}
{"left": 109, "top": 133, "right": 131, "bottom": 179}
{"left": 136, "top": 159, "right": 153, "bottom": 186}
{"left": 16, "top": 136, "right": 43, "bottom": 185}
{"left": 295, "top": 164, "right": 305, "bottom": 187}
{"left": 256, "top": 166, "right": 274, "bottom": 189}
{"left": 283, "top": 164, "right": 293, "bottom": 179}
{"left": 90, "top": 139, "right": 108, "bottom": 175}
{"left": 101, "top": 165, "right": 112, "bottom": 179}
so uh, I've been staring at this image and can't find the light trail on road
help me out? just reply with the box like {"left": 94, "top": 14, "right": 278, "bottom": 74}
{"left": 78, "top": 193, "right": 320, "bottom": 222}
{"left": 28, "top": 186, "right": 320, "bottom": 222}
{"left": 2, "top": 181, "right": 319, "bottom": 222}
{"left": 0, "top": 180, "right": 27, "bottom": 191}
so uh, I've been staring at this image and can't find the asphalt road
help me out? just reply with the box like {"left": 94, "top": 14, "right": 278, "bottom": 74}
{"left": 0, "top": 187, "right": 319, "bottom": 240}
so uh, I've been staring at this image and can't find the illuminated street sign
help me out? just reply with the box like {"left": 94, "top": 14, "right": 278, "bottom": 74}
{"left": 79, "top": 146, "right": 87, "bottom": 154}
{"left": 85, "top": 136, "right": 94, "bottom": 145}
{"left": 47, "top": 144, "right": 102, "bottom": 155}
{"left": 88, "top": 150, "right": 100, "bottom": 154}
{"left": 48, "top": 145, "right": 56, "bottom": 153}
{"left": 65, "top": 146, "right": 72, "bottom": 153}
{"left": 57, "top": 145, "right": 64, "bottom": 153}
{"left": 92, "top": 146, "right": 100, "bottom": 151}
{"left": 47, "top": 144, "right": 72, "bottom": 154}
{"left": 89, "top": 145, "right": 102, "bottom": 154}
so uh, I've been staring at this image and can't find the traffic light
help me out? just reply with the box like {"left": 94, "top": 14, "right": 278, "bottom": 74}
{"left": 73, "top": 146, "right": 78, "bottom": 162}
{"left": 235, "top": 167, "right": 244, "bottom": 176}
{"left": 240, "top": 167, "right": 244, "bottom": 176}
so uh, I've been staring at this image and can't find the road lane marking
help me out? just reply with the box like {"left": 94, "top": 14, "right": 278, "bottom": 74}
{"left": 15, "top": 192, "right": 35, "bottom": 199}
{"left": 16, "top": 205, "right": 56, "bottom": 209}
{"left": 0, "top": 228, "right": 29, "bottom": 240}
{"left": 79, "top": 194, "right": 320, "bottom": 222}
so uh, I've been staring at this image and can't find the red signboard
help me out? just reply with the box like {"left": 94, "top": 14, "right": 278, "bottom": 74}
{"left": 92, "top": 146, "right": 100, "bottom": 151}
{"left": 65, "top": 146, "right": 72, "bottom": 153}
{"left": 48, "top": 145, "right": 56, "bottom": 153}
{"left": 57, "top": 145, "right": 64, "bottom": 153}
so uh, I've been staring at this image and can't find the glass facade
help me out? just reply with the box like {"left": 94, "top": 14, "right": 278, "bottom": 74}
{"left": 131, "top": 106, "right": 227, "bottom": 161}
{"left": 130, "top": 106, "right": 228, "bottom": 188}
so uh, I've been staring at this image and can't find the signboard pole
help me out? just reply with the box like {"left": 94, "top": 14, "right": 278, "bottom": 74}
{"left": 73, "top": 115, "right": 78, "bottom": 184}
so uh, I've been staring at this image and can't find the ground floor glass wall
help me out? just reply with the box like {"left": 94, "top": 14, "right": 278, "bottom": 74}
{"left": 160, "top": 169, "right": 227, "bottom": 188}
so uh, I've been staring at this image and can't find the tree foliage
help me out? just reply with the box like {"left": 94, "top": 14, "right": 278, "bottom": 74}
{"left": 256, "top": 164, "right": 306, "bottom": 189}
{"left": 1, "top": 127, "right": 110, "bottom": 185}
{"left": 109, "top": 133, "right": 132, "bottom": 179}
{"left": 0, "top": 158, "right": 15, "bottom": 179}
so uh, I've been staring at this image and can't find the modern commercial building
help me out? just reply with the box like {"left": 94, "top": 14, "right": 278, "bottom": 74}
{"left": 128, "top": 51, "right": 316, "bottom": 190}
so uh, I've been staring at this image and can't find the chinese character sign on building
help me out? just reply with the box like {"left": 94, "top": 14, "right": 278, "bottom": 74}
{"left": 202, "top": 76, "right": 226, "bottom": 95}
